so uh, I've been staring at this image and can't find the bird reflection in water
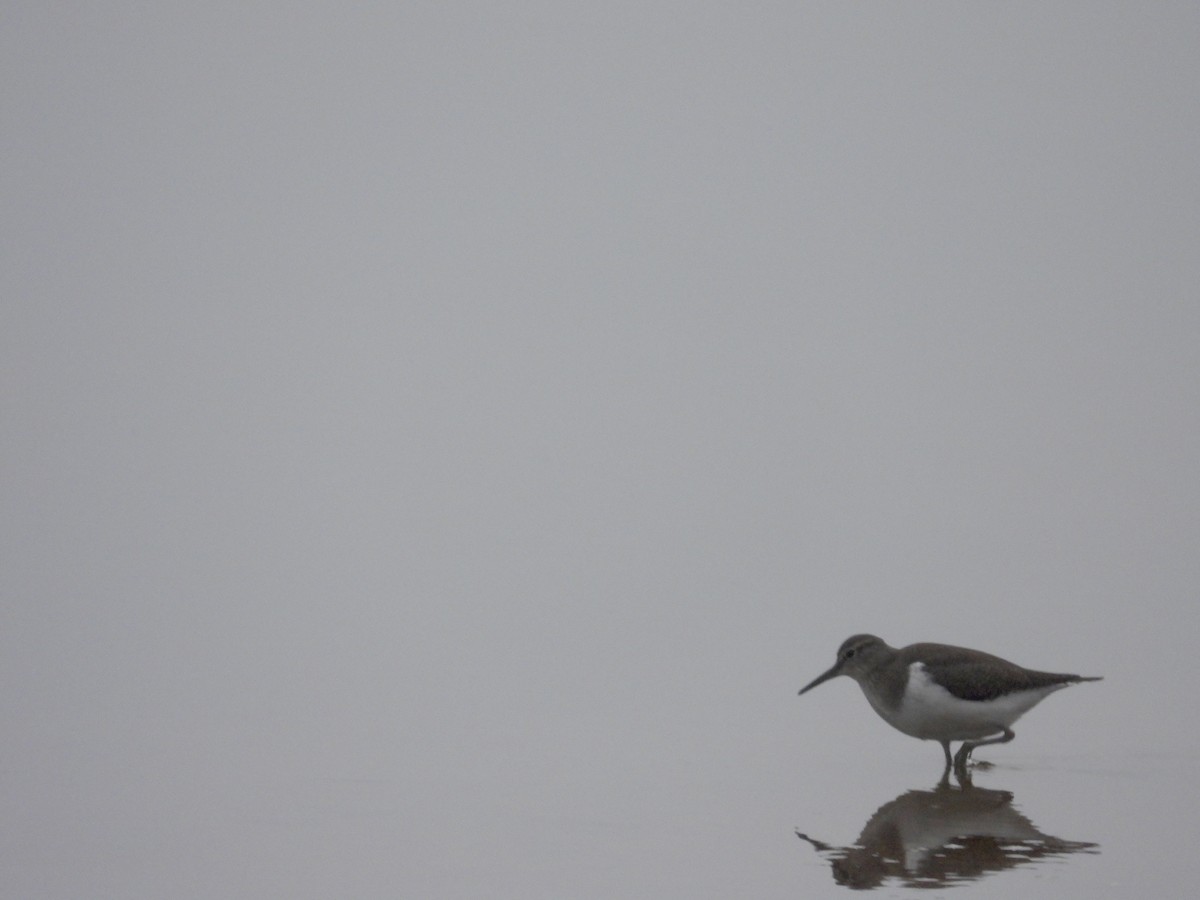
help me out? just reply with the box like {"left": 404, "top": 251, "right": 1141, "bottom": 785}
{"left": 796, "top": 770, "right": 1098, "bottom": 890}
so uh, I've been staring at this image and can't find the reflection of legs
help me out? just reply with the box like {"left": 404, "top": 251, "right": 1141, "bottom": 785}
{"left": 953, "top": 727, "right": 1015, "bottom": 770}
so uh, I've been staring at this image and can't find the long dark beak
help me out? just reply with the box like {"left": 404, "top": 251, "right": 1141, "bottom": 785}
{"left": 798, "top": 662, "right": 842, "bottom": 695}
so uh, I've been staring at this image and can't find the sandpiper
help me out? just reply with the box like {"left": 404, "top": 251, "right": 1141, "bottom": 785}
{"left": 798, "top": 635, "right": 1101, "bottom": 771}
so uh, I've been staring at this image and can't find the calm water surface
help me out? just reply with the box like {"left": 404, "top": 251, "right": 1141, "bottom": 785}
{"left": 8, "top": 725, "right": 1185, "bottom": 897}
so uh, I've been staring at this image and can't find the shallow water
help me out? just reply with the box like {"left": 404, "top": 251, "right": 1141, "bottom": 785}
{"left": 5, "top": 579, "right": 1194, "bottom": 898}
{"left": 7, "top": 697, "right": 1190, "bottom": 897}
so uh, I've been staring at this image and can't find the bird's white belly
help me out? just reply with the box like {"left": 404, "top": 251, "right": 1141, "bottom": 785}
{"left": 864, "top": 663, "right": 1065, "bottom": 742}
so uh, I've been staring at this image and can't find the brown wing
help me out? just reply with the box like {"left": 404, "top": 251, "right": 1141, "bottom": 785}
{"left": 900, "top": 642, "right": 1092, "bottom": 702}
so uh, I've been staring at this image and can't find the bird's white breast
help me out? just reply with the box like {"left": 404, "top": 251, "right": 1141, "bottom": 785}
{"left": 863, "top": 663, "right": 1067, "bottom": 742}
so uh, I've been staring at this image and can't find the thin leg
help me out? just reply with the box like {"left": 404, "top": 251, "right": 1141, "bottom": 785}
{"left": 936, "top": 740, "right": 955, "bottom": 787}
{"left": 954, "top": 726, "right": 1015, "bottom": 770}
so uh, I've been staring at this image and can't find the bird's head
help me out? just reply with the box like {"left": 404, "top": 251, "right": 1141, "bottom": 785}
{"left": 798, "top": 634, "right": 890, "bottom": 694}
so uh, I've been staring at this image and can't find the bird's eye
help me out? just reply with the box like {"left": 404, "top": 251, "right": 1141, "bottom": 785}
{"left": 845, "top": 648, "right": 856, "bottom": 658}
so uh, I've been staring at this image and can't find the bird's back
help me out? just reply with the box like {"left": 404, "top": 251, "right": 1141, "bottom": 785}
{"left": 897, "top": 642, "right": 1100, "bottom": 703}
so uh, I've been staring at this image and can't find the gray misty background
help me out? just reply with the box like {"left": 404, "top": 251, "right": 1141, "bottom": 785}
{"left": 3, "top": 3, "right": 1198, "bottom": 898}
